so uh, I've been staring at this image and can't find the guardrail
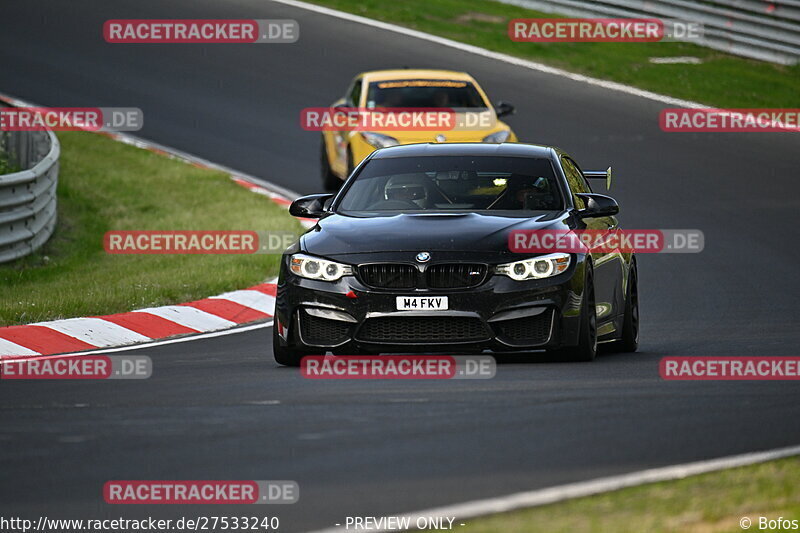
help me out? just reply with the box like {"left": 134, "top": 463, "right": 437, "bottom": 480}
{"left": 497, "top": 0, "right": 800, "bottom": 65}
{"left": 0, "top": 126, "right": 60, "bottom": 263}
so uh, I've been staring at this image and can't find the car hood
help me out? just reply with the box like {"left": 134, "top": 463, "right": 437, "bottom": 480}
{"left": 374, "top": 115, "right": 512, "bottom": 143}
{"left": 302, "top": 211, "right": 569, "bottom": 261}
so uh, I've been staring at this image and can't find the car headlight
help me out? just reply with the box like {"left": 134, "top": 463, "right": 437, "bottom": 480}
{"left": 495, "top": 253, "right": 571, "bottom": 280}
{"left": 361, "top": 132, "right": 400, "bottom": 148}
{"left": 290, "top": 253, "right": 352, "bottom": 281}
{"left": 482, "top": 130, "right": 510, "bottom": 143}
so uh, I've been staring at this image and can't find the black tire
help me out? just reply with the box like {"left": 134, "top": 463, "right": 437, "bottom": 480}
{"left": 559, "top": 266, "right": 598, "bottom": 362}
{"left": 272, "top": 323, "right": 307, "bottom": 367}
{"left": 607, "top": 263, "right": 639, "bottom": 353}
{"left": 320, "top": 139, "right": 342, "bottom": 191}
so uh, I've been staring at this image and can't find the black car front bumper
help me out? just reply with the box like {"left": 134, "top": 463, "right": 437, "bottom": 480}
{"left": 274, "top": 258, "right": 588, "bottom": 354}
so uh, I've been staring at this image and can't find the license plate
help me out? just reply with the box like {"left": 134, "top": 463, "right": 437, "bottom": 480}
{"left": 396, "top": 296, "right": 448, "bottom": 310}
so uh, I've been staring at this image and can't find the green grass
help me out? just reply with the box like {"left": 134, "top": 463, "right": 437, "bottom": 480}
{"left": 448, "top": 457, "right": 800, "bottom": 532}
{"left": 0, "top": 131, "right": 302, "bottom": 326}
{"left": 0, "top": 144, "right": 19, "bottom": 174}
{"left": 308, "top": 0, "right": 799, "bottom": 108}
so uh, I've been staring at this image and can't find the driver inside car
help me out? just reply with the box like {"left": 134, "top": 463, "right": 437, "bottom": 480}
{"left": 383, "top": 175, "right": 430, "bottom": 208}
{"left": 490, "top": 174, "right": 556, "bottom": 210}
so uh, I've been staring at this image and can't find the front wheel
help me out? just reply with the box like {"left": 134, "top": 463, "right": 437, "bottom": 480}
{"left": 272, "top": 323, "right": 307, "bottom": 367}
{"left": 607, "top": 263, "right": 639, "bottom": 353}
{"left": 556, "top": 267, "right": 597, "bottom": 362}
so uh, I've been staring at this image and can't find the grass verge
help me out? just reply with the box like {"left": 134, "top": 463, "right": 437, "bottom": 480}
{"left": 0, "top": 140, "right": 19, "bottom": 174}
{"left": 306, "top": 0, "right": 799, "bottom": 108}
{"left": 0, "top": 131, "right": 302, "bottom": 326}
{"left": 448, "top": 457, "right": 800, "bottom": 532}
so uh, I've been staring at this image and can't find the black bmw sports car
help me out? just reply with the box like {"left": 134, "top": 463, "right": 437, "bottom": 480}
{"left": 273, "top": 142, "right": 639, "bottom": 365}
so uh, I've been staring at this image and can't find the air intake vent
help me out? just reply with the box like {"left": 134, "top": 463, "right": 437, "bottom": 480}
{"left": 357, "top": 316, "right": 488, "bottom": 343}
{"left": 426, "top": 263, "right": 487, "bottom": 289}
{"left": 358, "top": 264, "right": 417, "bottom": 289}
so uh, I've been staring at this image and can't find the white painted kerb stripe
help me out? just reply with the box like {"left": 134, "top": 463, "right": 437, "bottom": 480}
{"left": 135, "top": 306, "right": 236, "bottom": 331}
{"left": 305, "top": 444, "right": 800, "bottom": 533}
{"left": 0, "top": 322, "right": 274, "bottom": 363}
{"left": 210, "top": 290, "right": 276, "bottom": 316}
{"left": 31, "top": 318, "right": 151, "bottom": 347}
{"left": 0, "top": 337, "right": 41, "bottom": 357}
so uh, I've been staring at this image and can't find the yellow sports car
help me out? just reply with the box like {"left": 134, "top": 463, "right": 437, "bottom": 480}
{"left": 320, "top": 69, "right": 518, "bottom": 190}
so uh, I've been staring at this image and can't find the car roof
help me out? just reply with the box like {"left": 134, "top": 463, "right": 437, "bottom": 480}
{"left": 369, "top": 142, "right": 557, "bottom": 159}
{"left": 359, "top": 69, "right": 477, "bottom": 83}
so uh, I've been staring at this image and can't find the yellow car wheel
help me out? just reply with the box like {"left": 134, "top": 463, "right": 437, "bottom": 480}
{"left": 320, "top": 138, "right": 342, "bottom": 191}
{"left": 346, "top": 149, "right": 355, "bottom": 180}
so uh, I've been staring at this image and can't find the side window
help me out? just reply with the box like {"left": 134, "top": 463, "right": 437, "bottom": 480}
{"left": 348, "top": 78, "right": 362, "bottom": 106}
{"left": 561, "top": 156, "right": 592, "bottom": 208}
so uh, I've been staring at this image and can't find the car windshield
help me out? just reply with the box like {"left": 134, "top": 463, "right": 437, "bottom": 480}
{"left": 336, "top": 155, "right": 564, "bottom": 215}
{"left": 366, "top": 80, "right": 487, "bottom": 108}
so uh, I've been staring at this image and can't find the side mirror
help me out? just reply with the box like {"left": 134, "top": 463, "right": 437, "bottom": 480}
{"left": 494, "top": 101, "right": 515, "bottom": 118}
{"left": 289, "top": 193, "right": 334, "bottom": 218}
{"left": 575, "top": 193, "right": 619, "bottom": 219}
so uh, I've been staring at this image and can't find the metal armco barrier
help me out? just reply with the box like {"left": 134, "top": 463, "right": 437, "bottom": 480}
{"left": 0, "top": 127, "right": 59, "bottom": 263}
{"left": 498, "top": 0, "right": 800, "bottom": 64}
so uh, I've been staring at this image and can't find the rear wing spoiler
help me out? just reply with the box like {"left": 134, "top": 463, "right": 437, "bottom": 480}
{"left": 583, "top": 166, "right": 612, "bottom": 190}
